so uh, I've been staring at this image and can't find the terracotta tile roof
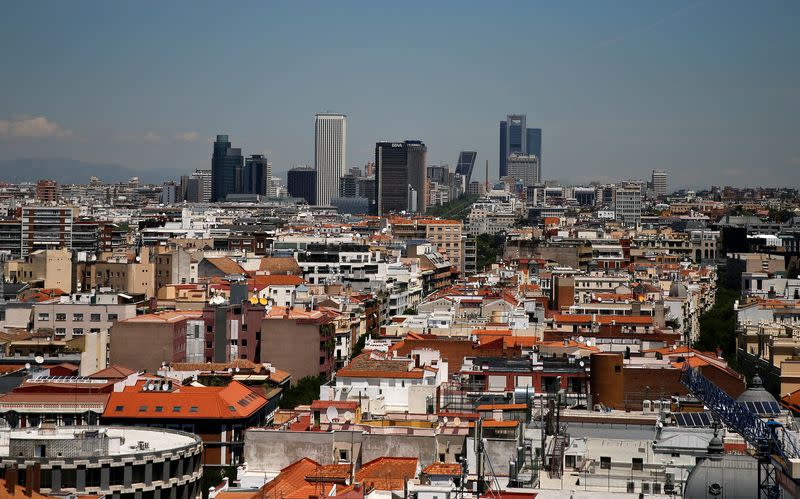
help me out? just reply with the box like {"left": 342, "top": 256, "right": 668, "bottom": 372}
{"left": 596, "top": 315, "right": 653, "bottom": 325}
{"left": 422, "top": 463, "right": 463, "bottom": 476}
{"left": 310, "top": 400, "right": 359, "bottom": 411}
{"left": 0, "top": 393, "right": 109, "bottom": 405}
{"left": 335, "top": 353, "right": 423, "bottom": 379}
{"left": 118, "top": 310, "right": 203, "bottom": 324}
{"left": 552, "top": 314, "right": 593, "bottom": 324}
{"left": 102, "top": 380, "right": 266, "bottom": 420}
{"left": 88, "top": 364, "right": 137, "bottom": 379}
{"left": 264, "top": 306, "right": 330, "bottom": 322}
{"left": 204, "top": 257, "right": 245, "bottom": 275}
{"left": 258, "top": 458, "right": 330, "bottom": 499}
{"left": 305, "top": 464, "right": 352, "bottom": 483}
{"left": 252, "top": 274, "right": 305, "bottom": 289}
{"left": 339, "top": 457, "right": 418, "bottom": 494}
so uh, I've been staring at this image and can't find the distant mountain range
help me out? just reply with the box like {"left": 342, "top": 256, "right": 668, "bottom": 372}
{"left": 0, "top": 158, "right": 177, "bottom": 184}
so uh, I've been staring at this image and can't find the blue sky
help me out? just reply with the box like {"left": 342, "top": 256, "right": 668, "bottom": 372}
{"left": 1, "top": 0, "right": 798, "bottom": 187}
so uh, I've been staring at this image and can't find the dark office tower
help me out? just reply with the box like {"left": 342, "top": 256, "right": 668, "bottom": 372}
{"left": 211, "top": 134, "right": 244, "bottom": 202}
{"left": 455, "top": 151, "right": 477, "bottom": 184}
{"left": 375, "top": 142, "right": 408, "bottom": 215}
{"left": 499, "top": 115, "right": 542, "bottom": 179}
{"left": 339, "top": 174, "right": 359, "bottom": 198}
{"left": 357, "top": 177, "right": 376, "bottom": 208}
{"left": 499, "top": 121, "right": 507, "bottom": 178}
{"left": 287, "top": 166, "right": 317, "bottom": 205}
{"left": 406, "top": 140, "right": 427, "bottom": 213}
{"left": 243, "top": 155, "right": 271, "bottom": 195}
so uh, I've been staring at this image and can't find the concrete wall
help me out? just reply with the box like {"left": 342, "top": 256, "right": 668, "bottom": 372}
{"left": 244, "top": 430, "right": 335, "bottom": 471}
{"left": 244, "top": 429, "right": 445, "bottom": 472}
{"left": 360, "top": 433, "right": 438, "bottom": 469}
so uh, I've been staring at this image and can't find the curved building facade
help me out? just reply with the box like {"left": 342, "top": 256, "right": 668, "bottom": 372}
{"left": 0, "top": 426, "right": 202, "bottom": 499}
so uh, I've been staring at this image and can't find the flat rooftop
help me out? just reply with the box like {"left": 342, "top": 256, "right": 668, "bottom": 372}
{"left": 3, "top": 426, "right": 200, "bottom": 457}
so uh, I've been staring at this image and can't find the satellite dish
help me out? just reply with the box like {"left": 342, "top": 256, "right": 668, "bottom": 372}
{"left": 249, "top": 296, "right": 259, "bottom": 305}
{"left": 259, "top": 297, "right": 268, "bottom": 305}
{"left": 453, "top": 417, "right": 462, "bottom": 426}
{"left": 34, "top": 356, "right": 44, "bottom": 364}
{"left": 24, "top": 363, "right": 31, "bottom": 370}
{"left": 577, "top": 336, "right": 585, "bottom": 343}
{"left": 442, "top": 416, "right": 449, "bottom": 425}
{"left": 326, "top": 406, "right": 339, "bottom": 422}
{"left": 343, "top": 411, "right": 354, "bottom": 423}
{"left": 579, "top": 361, "right": 585, "bottom": 367}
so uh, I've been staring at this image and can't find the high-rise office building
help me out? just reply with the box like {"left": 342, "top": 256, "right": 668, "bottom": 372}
{"left": 287, "top": 166, "right": 317, "bottom": 205}
{"left": 455, "top": 151, "right": 477, "bottom": 184}
{"left": 375, "top": 142, "right": 409, "bottom": 215}
{"left": 243, "top": 155, "right": 272, "bottom": 196}
{"left": 652, "top": 170, "right": 667, "bottom": 197}
{"left": 211, "top": 135, "right": 243, "bottom": 202}
{"left": 314, "top": 113, "right": 347, "bottom": 206}
{"left": 499, "top": 115, "right": 542, "bottom": 179}
{"left": 406, "top": 140, "right": 427, "bottom": 213}
{"left": 506, "top": 154, "right": 541, "bottom": 186}
{"left": 375, "top": 140, "right": 427, "bottom": 215}
{"left": 615, "top": 182, "right": 643, "bottom": 227}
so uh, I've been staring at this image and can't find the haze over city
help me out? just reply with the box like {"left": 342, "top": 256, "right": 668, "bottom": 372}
{"left": 1, "top": 0, "right": 799, "bottom": 187}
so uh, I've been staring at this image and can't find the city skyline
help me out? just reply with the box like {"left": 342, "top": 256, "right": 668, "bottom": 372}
{"left": 0, "top": 1, "right": 799, "bottom": 188}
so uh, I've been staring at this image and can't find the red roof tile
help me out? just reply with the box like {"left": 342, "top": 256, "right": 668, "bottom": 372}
{"left": 102, "top": 380, "right": 266, "bottom": 419}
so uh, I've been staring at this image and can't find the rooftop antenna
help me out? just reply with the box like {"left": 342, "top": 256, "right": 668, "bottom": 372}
{"left": 485, "top": 160, "right": 489, "bottom": 193}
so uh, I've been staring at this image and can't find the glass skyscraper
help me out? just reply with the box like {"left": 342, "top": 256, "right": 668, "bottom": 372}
{"left": 211, "top": 135, "right": 243, "bottom": 202}
{"left": 499, "top": 115, "right": 542, "bottom": 180}
{"left": 455, "top": 151, "right": 477, "bottom": 184}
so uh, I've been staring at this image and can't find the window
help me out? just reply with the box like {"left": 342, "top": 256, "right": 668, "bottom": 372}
{"left": 35, "top": 445, "right": 46, "bottom": 457}
{"left": 90, "top": 313, "right": 101, "bottom": 322}
{"left": 339, "top": 449, "right": 349, "bottom": 461}
{"left": 155, "top": 406, "right": 163, "bottom": 413}
{"left": 138, "top": 405, "right": 148, "bottom": 412}
{"left": 38, "top": 313, "right": 49, "bottom": 321}
{"left": 55, "top": 313, "right": 67, "bottom": 321}
{"left": 73, "top": 313, "right": 83, "bottom": 321}
{"left": 55, "top": 328, "right": 66, "bottom": 336}
{"left": 189, "top": 406, "right": 198, "bottom": 413}
{"left": 632, "top": 458, "right": 643, "bottom": 471}
{"left": 115, "top": 405, "right": 124, "bottom": 412}
{"left": 73, "top": 328, "right": 84, "bottom": 336}
{"left": 173, "top": 406, "right": 181, "bottom": 413}
{"left": 108, "top": 313, "right": 118, "bottom": 321}
{"left": 241, "top": 339, "right": 247, "bottom": 346}
{"left": 671, "top": 452, "right": 680, "bottom": 458}
{"left": 600, "top": 456, "right": 611, "bottom": 469}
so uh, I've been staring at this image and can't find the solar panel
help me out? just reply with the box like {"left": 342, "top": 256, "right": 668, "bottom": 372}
{"left": 742, "top": 401, "right": 781, "bottom": 415}
{"left": 674, "top": 412, "right": 713, "bottom": 427}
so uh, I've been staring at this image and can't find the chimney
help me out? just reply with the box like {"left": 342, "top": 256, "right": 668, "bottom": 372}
{"left": 6, "top": 466, "right": 17, "bottom": 495}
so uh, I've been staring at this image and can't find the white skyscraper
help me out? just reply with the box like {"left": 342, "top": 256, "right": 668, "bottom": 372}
{"left": 314, "top": 113, "right": 347, "bottom": 206}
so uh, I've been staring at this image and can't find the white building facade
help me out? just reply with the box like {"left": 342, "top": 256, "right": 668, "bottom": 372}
{"left": 314, "top": 113, "right": 347, "bottom": 206}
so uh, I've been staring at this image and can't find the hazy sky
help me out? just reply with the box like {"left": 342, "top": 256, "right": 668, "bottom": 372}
{"left": 1, "top": 0, "right": 798, "bottom": 188}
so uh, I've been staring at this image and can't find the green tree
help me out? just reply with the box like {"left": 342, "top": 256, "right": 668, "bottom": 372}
{"left": 279, "top": 375, "right": 327, "bottom": 409}
{"left": 694, "top": 286, "right": 740, "bottom": 359}
{"left": 476, "top": 233, "right": 504, "bottom": 271}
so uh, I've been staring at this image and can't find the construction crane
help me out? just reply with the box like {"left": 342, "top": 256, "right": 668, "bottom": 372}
{"left": 680, "top": 367, "right": 800, "bottom": 498}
